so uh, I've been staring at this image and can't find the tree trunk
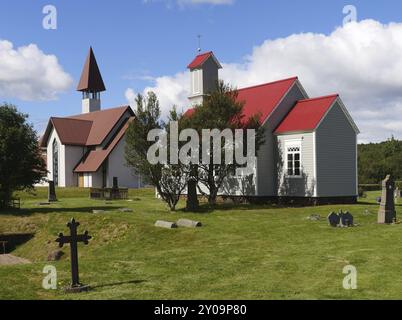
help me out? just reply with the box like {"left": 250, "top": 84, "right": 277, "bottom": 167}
{"left": 186, "top": 165, "right": 199, "bottom": 211}
{"left": 186, "top": 177, "right": 199, "bottom": 211}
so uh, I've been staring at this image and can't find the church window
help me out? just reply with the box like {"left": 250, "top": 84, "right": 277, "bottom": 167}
{"left": 192, "top": 69, "right": 201, "bottom": 94}
{"left": 52, "top": 139, "right": 59, "bottom": 186}
{"left": 286, "top": 144, "right": 302, "bottom": 177}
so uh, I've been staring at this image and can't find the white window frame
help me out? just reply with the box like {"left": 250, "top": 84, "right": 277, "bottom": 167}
{"left": 285, "top": 140, "right": 302, "bottom": 178}
{"left": 192, "top": 69, "right": 201, "bottom": 94}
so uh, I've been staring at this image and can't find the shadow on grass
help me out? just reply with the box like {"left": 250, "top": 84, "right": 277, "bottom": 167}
{"left": 91, "top": 279, "right": 147, "bottom": 290}
{"left": 0, "top": 206, "right": 123, "bottom": 217}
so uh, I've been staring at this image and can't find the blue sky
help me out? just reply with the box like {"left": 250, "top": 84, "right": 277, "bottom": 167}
{"left": 1, "top": 0, "right": 402, "bottom": 142}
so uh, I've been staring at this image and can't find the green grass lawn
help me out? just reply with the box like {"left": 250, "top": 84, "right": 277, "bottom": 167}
{"left": 0, "top": 188, "right": 401, "bottom": 300}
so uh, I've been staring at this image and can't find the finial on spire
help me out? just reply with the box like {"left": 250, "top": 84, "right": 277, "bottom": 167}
{"left": 197, "top": 35, "right": 202, "bottom": 53}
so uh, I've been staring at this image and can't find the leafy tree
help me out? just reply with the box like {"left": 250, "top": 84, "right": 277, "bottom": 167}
{"left": 125, "top": 92, "right": 188, "bottom": 211}
{"left": 0, "top": 104, "right": 46, "bottom": 208}
{"left": 358, "top": 137, "right": 402, "bottom": 184}
{"left": 184, "top": 81, "right": 264, "bottom": 205}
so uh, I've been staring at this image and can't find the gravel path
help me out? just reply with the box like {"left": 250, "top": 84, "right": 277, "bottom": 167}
{"left": 0, "top": 254, "right": 31, "bottom": 266}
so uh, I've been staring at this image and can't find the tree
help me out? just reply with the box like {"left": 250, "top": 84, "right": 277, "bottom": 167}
{"left": 125, "top": 92, "right": 188, "bottom": 211}
{"left": 358, "top": 137, "right": 402, "bottom": 184}
{"left": 0, "top": 104, "right": 46, "bottom": 208}
{"left": 184, "top": 81, "right": 264, "bottom": 205}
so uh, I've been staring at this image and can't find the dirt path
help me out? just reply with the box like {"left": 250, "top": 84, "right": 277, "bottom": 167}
{"left": 0, "top": 254, "right": 31, "bottom": 266}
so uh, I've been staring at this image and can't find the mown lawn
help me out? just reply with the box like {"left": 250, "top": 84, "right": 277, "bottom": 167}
{"left": 0, "top": 188, "right": 401, "bottom": 300}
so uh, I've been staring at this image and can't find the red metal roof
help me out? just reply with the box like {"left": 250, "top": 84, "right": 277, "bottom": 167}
{"left": 187, "top": 51, "right": 222, "bottom": 69}
{"left": 274, "top": 94, "right": 338, "bottom": 134}
{"left": 184, "top": 77, "right": 298, "bottom": 124}
{"left": 237, "top": 77, "right": 298, "bottom": 124}
{"left": 74, "top": 118, "right": 133, "bottom": 173}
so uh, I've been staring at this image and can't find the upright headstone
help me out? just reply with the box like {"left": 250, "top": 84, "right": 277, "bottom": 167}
{"left": 395, "top": 187, "right": 400, "bottom": 201}
{"left": 327, "top": 212, "right": 340, "bottom": 227}
{"left": 48, "top": 180, "right": 57, "bottom": 202}
{"left": 340, "top": 211, "right": 354, "bottom": 227}
{"left": 378, "top": 175, "right": 396, "bottom": 224}
{"left": 113, "top": 177, "right": 119, "bottom": 190}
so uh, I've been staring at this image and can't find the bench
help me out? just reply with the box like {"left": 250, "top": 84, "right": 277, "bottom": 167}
{"left": 0, "top": 198, "right": 20, "bottom": 209}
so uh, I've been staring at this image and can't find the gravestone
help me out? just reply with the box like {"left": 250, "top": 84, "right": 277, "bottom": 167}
{"left": 327, "top": 212, "right": 340, "bottom": 227}
{"left": 119, "top": 208, "right": 133, "bottom": 213}
{"left": 307, "top": 214, "right": 321, "bottom": 221}
{"left": 47, "top": 250, "right": 64, "bottom": 261}
{"left": 56, "top": 218, "right": 91, "bottom": 292}
{"left": 48, "top": 181, "right": 57, "bottom": 202}
{"left": 395, "top": 187, "right": 400, "bottom": 201}
{"left": 177, "top": 219, "right": 202, "bottom": 228}
{"left": 378, "top": 175, "right": 397, "bottom": 224}
{"left": 112, "top": 177, "right": 119, "bottom": 190}
{"left": 92, "top": 210, "right": 106, "bottom": 214}
{"left": 155, "top": 220, "right": 177, "bottom": 229}
{"left": 340, "top": 211, "right": 354, "bottom": 227}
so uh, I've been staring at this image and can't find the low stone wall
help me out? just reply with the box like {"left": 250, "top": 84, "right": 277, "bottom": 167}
{"left": 181, "top": 195, "right": 358, "bottom": 207}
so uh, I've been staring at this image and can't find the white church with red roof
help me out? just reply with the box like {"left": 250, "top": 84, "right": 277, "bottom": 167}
{"left": 40, "top": 48, "right": 359, "bottom": 203}
{"left": 186, "top": 51, "right": 360, "bottom": 204}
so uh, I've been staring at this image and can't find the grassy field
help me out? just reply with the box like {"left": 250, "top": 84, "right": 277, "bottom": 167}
{"left": 0, "top": 187, "right": 401, "bottom": 300}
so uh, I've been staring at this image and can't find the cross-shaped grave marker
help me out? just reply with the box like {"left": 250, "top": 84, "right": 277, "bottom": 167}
{"left": 56, "top": 218, "right": 91, "bottom": 292}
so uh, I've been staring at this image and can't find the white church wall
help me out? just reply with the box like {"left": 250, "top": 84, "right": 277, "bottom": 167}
{"left": 276, "top": 132, "right": 316, "bottom": 197}
{"left": 107, "top": 136, "right": 140, "bottom": 188}
{"left": 257, "top": 82, "right": 307, "bottom": 196}
{"left": 64, "top": 145, "right": 84, "bottom": 187}
{"left": 91, "top": 171, "right": 103, "bottom": 188}
{"left": 83, "top": 173, "right": 92, "bottom": 188}
{"left": 46, "top": 128, "right": 67, "bottom": 187}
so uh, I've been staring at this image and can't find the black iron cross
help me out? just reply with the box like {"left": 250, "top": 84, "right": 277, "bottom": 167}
{"left": 56, "top": 218, "right": 91, "bottom": 288}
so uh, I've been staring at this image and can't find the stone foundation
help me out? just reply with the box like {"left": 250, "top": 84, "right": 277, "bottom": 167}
{"left": 182, "top": 195, "right": 358, "bottom": 207}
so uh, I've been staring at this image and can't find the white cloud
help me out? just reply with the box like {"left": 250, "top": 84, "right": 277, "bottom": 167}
{"left": 126, "top": 19, "right": 402, "bottom": 142}
{"left": 0, "top": 40, "right": 73, "bottom": 101}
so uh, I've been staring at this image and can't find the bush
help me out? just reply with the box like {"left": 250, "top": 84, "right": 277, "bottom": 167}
{"left": 359, "top": 184, "right": 381, "bottom": 192}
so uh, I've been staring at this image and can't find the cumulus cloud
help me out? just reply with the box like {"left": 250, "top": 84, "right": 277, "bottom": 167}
{"left": 126, "top": 19, "right": 402, "bottom": 142}
{"left": 0, "top": 40, "right": 73, "bottom": 101}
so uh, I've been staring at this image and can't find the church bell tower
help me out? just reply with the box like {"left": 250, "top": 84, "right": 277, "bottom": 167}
{"left": 77, "top": 47, "right": 106, "bottom": 114}
{"left": 187, "top": 51, "right": 222, "bottom": 106}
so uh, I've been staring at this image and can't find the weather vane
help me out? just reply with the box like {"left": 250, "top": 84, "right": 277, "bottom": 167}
{"left": 197, "top": 34, "right": 202, "bottom": 53}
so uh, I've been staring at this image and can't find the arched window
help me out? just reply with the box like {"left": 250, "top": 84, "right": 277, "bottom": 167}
{"left": 53, "top": 139, "right": 59, "bottom": 186}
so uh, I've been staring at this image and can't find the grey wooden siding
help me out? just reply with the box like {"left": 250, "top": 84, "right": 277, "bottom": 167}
{"left": 257, "top": 82, "right": 307, "bottom": 196}
{"left": 315, "top": 101, "right": 357, "bottom": 197}
{"left": 276, "top": 133, "right": 316, "bottom": 197}
{"left": 202, "top": 57, "right": 219, "bottom": 94}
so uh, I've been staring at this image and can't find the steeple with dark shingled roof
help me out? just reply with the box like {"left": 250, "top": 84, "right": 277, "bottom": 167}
{"left": 77, "top": 47, "right": 106, "bottom": 92}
